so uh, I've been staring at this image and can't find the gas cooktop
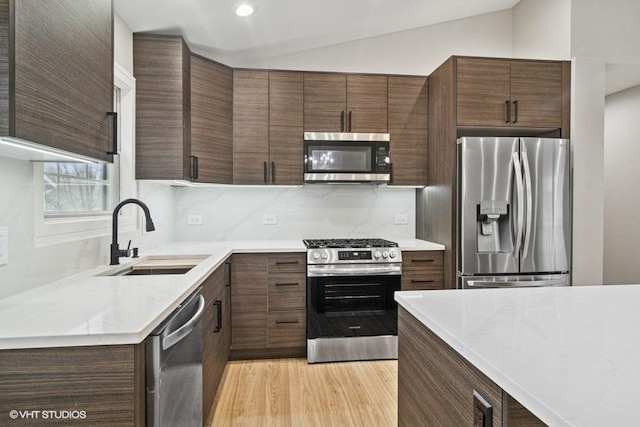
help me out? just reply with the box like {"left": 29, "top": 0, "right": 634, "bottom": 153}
{"left": 303, "top": 238, "right": 398, "bottom": 249}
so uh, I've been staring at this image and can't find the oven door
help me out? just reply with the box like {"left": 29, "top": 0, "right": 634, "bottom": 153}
{"left": 307, "top": 274, "right": 400, "bottom": 339}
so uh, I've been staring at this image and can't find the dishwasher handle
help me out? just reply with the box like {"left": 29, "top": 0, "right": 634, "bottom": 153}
{"left": 162, "top": 295, "right": 205, "bottom": 350}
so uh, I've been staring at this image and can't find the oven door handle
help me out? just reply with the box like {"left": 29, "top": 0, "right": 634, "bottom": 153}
{"left": 307, "top": 265, "right": 402, "bottom": 277}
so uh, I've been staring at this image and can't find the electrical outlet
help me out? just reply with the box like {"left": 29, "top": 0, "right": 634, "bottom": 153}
{"left": 187, "top": 215, "right": 203, "bottom": 225}
{"left": 0, "top": 226, "right": 8, "bottom": 266}
{"left": 262, "top": 214, "right": 278, "bottom": 225}
{"left": 395, "top": 214, "right": 408, "bottom": 225}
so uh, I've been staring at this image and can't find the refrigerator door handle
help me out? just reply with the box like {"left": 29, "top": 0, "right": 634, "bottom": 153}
{"left": 467, "top": 279, "right": 567, "bottom": 288}
{"left": 512, "top": 152, "right": 525, "bottom": 257}
{"left": 521, "top": 148, "right": 533, "bottom": 259}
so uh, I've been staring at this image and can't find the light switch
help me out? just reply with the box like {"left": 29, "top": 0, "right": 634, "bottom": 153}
{"left": 395, "top": 214, "right": 408, "bottom": 225}
{"left": 262, "top": 214, "right": 277, "bottom": 225}
{"left": 187, "top": 215, "right": 203, "bottom": 225}
{"left": 0, "top": 226, "right": 8, "bottom": 266}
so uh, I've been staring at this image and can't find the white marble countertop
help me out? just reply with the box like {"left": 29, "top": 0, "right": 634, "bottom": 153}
{"left": 0, "top": 239, "right": 440, "bottom": 350}
{"left": 395, "top": 285, "right": 640, "bottom": 427}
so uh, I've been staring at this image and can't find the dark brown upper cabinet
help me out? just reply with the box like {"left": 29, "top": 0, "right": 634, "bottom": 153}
{"left": 304, "top": 73, "right": 388, "bottom": 133}
{"left": 191, "top": 54, "right": 233, "bottom": 184}
{"left": 233, "top": 70, "right": 304, "bottom": 185}
{"left": 233, "top": 70, "right": 269, "bottom": 185}
{"left": 269, "top": 71, "right": 303, "bottom": 185}
{"left": 457, "top": 57, "right": 568, "bottom": 133}
{"left": 0, "top": 0, "right": 114, "bottom": 162}
{"left": 134, "top": 34, "right": 192, "bottom": 180}
{"left": 388, "top": 76, "right": 428, "bottom": 186}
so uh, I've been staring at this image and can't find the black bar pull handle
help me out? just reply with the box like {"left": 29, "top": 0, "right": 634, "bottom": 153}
{"left": 263, "top": 161, "right": 268, "bottom": 184}
{"left": 213, "top": 300, "right": 222, "bottom": 333}
{"left": 225, "top": 261, "right": 231, "bottom": 287}
{"left": 389, "top": 163, "right": 394, "bottom": 185}
{"left": 107, "top": 111, "right": 118, "bottom": 155}
{"left": 190, "top": 155, "right": 197, "bottom": 180}
{"left": 194, "top": 156, "right": 199, "bottom": 180}
{"left": 275, "top": 260, "right": 299, "bottom": 265}
{"left": 276, "top": 319, "right": 299, "bottom": 325}
{"left": 505, "top": 100, "right": 511, "bottom": 124}
{"left": 340, "top": 111, "right": 345, "bottom": 132}
{"left": 411, "top": 279, "right": 435, "bottom": 283}
{"left": 412, "top": 259, "right": 435, "bottom": 263}
{"left": 271, "top": 161, "right": 275, "bottom": 184}
{"left": 348, "top": 111, "right": 352, "bottom": 132}
{"left": 275, "top": 282, "right": 299, "bottom": 287}
{"left": 513, "top": 100, "right": 518, "bottom": 123}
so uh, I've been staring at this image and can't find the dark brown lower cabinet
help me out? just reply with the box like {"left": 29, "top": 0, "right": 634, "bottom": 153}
{"left": 398, "top": 307, "right": 546, "bottom": 426}
{"left": 0, "top": 344, "right": 145, "bottom": 426}
{"left": 230, "top": 252, "right": 306, "bottom": 359}
{"left": 401, "top": 250, "right": 444, "bottom": 290}
{"left": 202, "top": 258, "right": 231, "bottom": 423}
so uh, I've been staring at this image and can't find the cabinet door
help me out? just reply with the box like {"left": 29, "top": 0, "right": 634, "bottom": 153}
{"left": 191, "top": 55, "right": 233, "bottom": 184}
{"left": 231, "top": 254, "right": 268, "bottom": 350}
{"left": 12, "top": 0, "right": 113, "bottom": 162}
{"left": 233, "top": 70, "right": 269, "bottom": 184}
{"left": 304, "top": 73, "right": 346, "bottom": 132}
{"left": 456, "top": 58, "right": 511, "bottom": 127}
{"left": 388, "top": 76, "right": 428, "bottom": 185}
{"left": 401, "top": 251, "right": 444, "bottom": 290}
{"left": 346, "top": 74, "right": 388, "bottom": 132}
{"left": 269, "top": 71, "right": 303, "bottom": 185}
{"left": 134, "top": 34, "right": 191, "bottom": 179}
{"left": 510, "top": 60, "right": 563, "bottom": 128}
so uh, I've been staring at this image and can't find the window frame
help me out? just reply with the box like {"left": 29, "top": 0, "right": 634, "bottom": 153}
{"left": 34, "top": 64, "right": 138, "bottom": 246}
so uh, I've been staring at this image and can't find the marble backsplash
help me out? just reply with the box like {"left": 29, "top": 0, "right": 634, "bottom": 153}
{"left": 0, "top": 157, "right": 175, "bottom": 299}
{"left": 172, "top": 185, "right": 416, "bottom": 241}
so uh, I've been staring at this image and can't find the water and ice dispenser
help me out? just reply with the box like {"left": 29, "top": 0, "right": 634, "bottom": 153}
{"left": 477, "top": 200, "right": 509, "bottom": 253}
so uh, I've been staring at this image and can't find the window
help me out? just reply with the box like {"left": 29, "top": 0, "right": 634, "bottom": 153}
{"left": 34, "top": 64, "right": 136, "bottom": 245}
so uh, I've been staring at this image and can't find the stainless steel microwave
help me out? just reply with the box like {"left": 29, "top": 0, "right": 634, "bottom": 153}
{"left": 303, "top": 132, "right": 391, "bottom": 183}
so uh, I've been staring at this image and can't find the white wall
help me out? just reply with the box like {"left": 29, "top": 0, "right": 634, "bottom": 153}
{"left": 511, "top": 0, "right": 571, "bottom": 59}
{"left": 571, "top": 0, "right": 640, "bottom": 63}
{"left": 114, "top": 14, "right": 134, "bottom": 75}
{"left": 570, "top": 57, "right": 606, "bottom": 286}
{"left": 603, "top": 85, "right": 640, "bottom": 284}
{"left": 235, "top": 10, "right": 513, "bottom": 75}
{"left": 172, "top": 186, "right": 415, "bottom": 241}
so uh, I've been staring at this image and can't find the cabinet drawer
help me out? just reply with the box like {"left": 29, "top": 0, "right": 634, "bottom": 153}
{"left": 268, "top": 274, "right": 306, "bottom": 311}
{"left": 268, "top": 253, "right": 306, "bottom": 274}
{"left": 402, "top": 251, "right": 443, "bottom": 272}
{"left": 401, "top": 272, "right": 444, "bottom": 291}
{"left": 268, "top": 310, "right": 306, "bottom": 348}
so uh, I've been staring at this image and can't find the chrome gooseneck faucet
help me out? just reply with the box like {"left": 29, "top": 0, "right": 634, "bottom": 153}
{"left": 110, "top": 198, "right": 155, "bottom": 265}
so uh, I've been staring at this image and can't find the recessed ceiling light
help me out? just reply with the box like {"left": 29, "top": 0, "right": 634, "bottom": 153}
{"left": 235, "top": 4, "right": 254, "bottom": 17}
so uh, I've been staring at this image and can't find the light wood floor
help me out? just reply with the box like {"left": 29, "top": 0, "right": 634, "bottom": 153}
{"left": 208, "top": 358, "right": 398, "bottom": 427}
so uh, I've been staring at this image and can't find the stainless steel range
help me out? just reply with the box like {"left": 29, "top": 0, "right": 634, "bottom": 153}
{"left": 304, "top": 238, "right": 402, "bottom": 364}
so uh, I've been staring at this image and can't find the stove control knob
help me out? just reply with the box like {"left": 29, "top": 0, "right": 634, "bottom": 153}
{"left": 321, "top": 252, "right": 328, "bottom": 260}
{"left": 374, "top": 251, "right": 382, "bottom": 259}
{"left": 313, "top": 252, "right": 320, "bottom": 260}
{"left": 382, "top": 251, "right": 389, "bottom": 259}
{"left": 389, "top": 251, "right": 397, "bottom": 259}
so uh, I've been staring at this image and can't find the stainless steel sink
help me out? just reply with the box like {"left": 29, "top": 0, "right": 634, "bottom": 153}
{"left": 97, "top": 255, "right": 208, "bottom": 277}
{"left": 115, "top": 267, "right": 194, "bottom": 276}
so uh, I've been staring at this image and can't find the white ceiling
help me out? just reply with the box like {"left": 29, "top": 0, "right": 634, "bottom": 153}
{"left": 114, "top": 0, "right": 519, "bottom": 64}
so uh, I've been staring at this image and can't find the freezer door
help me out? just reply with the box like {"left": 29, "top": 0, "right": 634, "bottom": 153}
{"left": 458, "top": 137, "right": 520, "bottom": 275}
{"left": 459, "top": 273, "right": 570, "bottom": 289}
{"left": 519, "top": 138, "right": 571, "bottom": 273}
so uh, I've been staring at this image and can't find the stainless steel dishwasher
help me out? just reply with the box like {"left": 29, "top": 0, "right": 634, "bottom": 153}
{"left": 146, "top": 288, "right": 205, "bottom": 427}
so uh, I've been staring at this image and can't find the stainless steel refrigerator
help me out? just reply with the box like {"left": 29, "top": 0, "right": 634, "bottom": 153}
{"left": 457, "top": 137, "right": 571, "bottom": 289}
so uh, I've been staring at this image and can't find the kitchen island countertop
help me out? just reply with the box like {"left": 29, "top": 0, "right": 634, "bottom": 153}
{"left": 395, "top": 285, "right": 640, "bottom": 427}
{"left": 0, "top": 239, "right": 441, "bottom": 350}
